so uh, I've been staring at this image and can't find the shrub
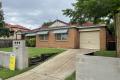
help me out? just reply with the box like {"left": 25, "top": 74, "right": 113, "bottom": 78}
{"left": 26, "top": 38, "right": 36, "bottom": 47}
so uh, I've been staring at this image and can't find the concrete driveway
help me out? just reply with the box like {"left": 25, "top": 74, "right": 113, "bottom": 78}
{"left": 7, "top": 49, "right": 96, "bottom": 80}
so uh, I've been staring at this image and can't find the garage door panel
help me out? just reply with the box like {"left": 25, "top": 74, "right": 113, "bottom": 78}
{"left": 80, "top": 31, "right": 100, "bottom": 49}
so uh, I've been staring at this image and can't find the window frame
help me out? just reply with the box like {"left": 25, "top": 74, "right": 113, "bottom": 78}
{"left": 39, "top": 34, "right": 48, "bottom": 41}
{"left": 55, "top": 33, "right": 68, "bottom": 41}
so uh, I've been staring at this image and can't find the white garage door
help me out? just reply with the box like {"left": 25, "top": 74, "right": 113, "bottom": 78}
{"left": 80, "top": 31, "right": 100, "bottom": 49}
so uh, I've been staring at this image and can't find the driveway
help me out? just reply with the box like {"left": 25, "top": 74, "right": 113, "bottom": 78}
{"left": 7, "top": 49, "right": 96, "bottom": 80}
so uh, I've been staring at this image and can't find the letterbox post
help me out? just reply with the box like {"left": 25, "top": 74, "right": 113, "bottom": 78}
{"left": 13, "top": 40, "right": 28, "bottom": 70}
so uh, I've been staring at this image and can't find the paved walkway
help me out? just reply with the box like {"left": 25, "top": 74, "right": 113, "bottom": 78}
{"left": 7, "top": 49, "right": 96, "bottom": 80}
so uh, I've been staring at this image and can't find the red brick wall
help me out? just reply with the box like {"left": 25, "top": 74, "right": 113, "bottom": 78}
{"left": 36, "top": 27, "right": 106, "bottom": 49}
{"left": 36, "top": 28, "right": 78, "bottom": 49}
{"left": 100, "top": 27, "right": 107, "bottom": 50}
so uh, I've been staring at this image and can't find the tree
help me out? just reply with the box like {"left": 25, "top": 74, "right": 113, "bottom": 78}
{"left": 115, "top": 13, "right": 120, "bottom": 57}
{"left": 0, "top": 1, "right": 10, "bottom": 37}
{"left": 63, "top": 0, "right": 120, "bottom": 56}
{"left": 42, "top": 21, "right": 54, "bottom": 26}
{"left": 63, "top": 0, "right": 120, "bottom": 24}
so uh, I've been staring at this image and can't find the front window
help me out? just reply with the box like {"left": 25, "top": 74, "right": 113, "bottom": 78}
{"left": 39, "top": 34, "right": 48, "bottom": 40}
{"left": 55, "top": 33, "right": 68, "bottom": 41}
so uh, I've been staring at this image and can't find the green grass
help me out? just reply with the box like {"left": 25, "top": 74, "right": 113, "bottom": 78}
{"left": 0, "top": 65, "right": 36, "bottom": 79}
{"left": 94, "top": 50, "right": 117, "bottom": 57}
{"left": 0, "top": 47, "right": 65, "bottom": 58}
{"left": 0, "top": 47, "right": 12, "bottom": 52}
{"left": 28, "top": 47, "right": 65, "bottom": 58}
{"left": 65, "top": 72, "right": 75, "bottom": 80}
{"left": 0, "top": 47, "right": 65, "bottom": 79}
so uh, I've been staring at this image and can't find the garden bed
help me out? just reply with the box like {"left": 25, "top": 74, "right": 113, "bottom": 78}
{"left": 85, "top": 50, "right": 116, "bottom": 57}
{"left": 29, "top": 53, "right": 57, "bottom": 66}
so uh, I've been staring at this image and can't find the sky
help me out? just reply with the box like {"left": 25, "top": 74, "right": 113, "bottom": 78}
{"left": 2, "top": 0, "right": 74, "bottom": 29}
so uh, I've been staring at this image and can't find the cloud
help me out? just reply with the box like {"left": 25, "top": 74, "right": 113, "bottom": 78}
{"left": 2, "top": 0, "right": 74, "bottom": 29}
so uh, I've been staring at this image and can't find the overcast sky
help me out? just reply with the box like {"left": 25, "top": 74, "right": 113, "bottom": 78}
{"left": 2, "top": 0, "right": 74, "bottom": 29}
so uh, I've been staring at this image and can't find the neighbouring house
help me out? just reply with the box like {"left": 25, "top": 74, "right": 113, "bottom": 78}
{"left": 25, "top": 27, "right": 41, "bottom": 37}
{"left": 2, "top": 23, "right": 31, "bottom": 40}
{"left": 26, "top": 19, "right": 107, "bottom": 50}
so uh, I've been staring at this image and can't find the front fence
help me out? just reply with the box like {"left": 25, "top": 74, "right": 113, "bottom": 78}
{"left": 0, "top": 40, "right": 13, "bottom": 48}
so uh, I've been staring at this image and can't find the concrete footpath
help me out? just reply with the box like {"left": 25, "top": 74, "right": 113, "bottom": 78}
{"left": 7, "top": 49, "right": 95, "bottom": 80}
{"left": 76, "top": 55, "right": 120, "bottom": 80}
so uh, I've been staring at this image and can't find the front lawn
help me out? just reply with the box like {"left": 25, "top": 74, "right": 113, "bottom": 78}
{"left": 0, "top": 47, "right": 12, "bottom": 52}
{"left": 94, "top": 51, "right": 117, "bottom": 57}
{"left": 65, "top": 72, "right": 75, "bottom": 80}
{"left": 28, "top": 47, "right": 65, "bottom": 58}
{"left": 0, "top": 47, "right": 65, "bottom": 58}
{"left": 0, "top": 66, "right": 35, "bottom": 79}
{"left": 0, "top": 47, "right": 65, "bottom": 79}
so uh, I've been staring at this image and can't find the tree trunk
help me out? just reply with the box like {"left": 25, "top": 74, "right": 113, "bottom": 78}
{"left": 115, "top": 12, "right": 120, "bottom": 57}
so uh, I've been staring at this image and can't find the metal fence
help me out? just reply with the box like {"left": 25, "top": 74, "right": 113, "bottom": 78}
{"left": 0, "top": 40, "right": 13, "bottom": 48}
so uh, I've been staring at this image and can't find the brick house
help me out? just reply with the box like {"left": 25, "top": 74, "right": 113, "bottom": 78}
{"left": 26, "top": 20, "right": 106, "bottom": 50}
{"left": 4, "top": 23, "right": 30, "bottom": 40}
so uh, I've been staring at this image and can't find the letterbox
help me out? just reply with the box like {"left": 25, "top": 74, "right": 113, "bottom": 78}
{"left": 13, "top": 40, "right": 28, "bottom": 70}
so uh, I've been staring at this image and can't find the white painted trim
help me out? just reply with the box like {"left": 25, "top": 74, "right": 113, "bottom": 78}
{"left": 37, "top": 31, "right": 48, "bottom": 35}
{"left": 25, "top": 33, "right": 36, "bottom": 36}
{"left": 52, "top": 29, "right": 68, "bottom": 34}
{"left": 79, "top": 28, "right": 100, "bottom": 32}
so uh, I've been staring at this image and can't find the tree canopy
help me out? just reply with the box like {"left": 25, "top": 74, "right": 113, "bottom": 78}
{"left": 63, "top": 0, "right": 120, "bottom": 24}
{"left": 0, "top": 1, "right": 10, "bottom": 37}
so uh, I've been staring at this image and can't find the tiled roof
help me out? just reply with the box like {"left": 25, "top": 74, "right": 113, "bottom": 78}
{"left": 30, "top": 27, "right": 41, "bottom": 32}
{"left": 82, "top": 22, "right": 94, "bottom": 26}
{"left": 40, "top": 19, "right": 69, "bottom": 29}
{"left": 5, "top": 23, "right": 30, "bottom": 32}
{"left": 69, "top": 22, "right": 94, "bottom": 27}
{"left": 28, "top": 20, "right": 103, "bottom": 34}
{"left": 53, "top": 19, "right": 69, "bottom": 25}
